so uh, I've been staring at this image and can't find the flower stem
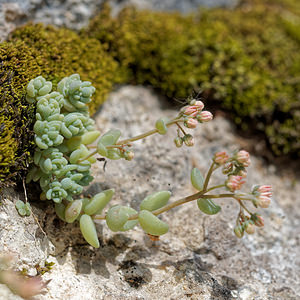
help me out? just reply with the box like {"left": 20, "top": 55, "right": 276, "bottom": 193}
{"left": 81, "top": 118, "right": 183, "bottom": 162}
{"left": 175, "top": 122, "right": 187, "bottom": 135}
{"left": 203, "top": 162, "right": 216, "bottom": 191}
{"left": 237, "top": 199, "right": 252, "bottom": 215}
{"left": 116, "top": 118, "right": 183, "bottom": 145}
{"left": 93, "top": 192, "right": 235, "bottom": 221}
{"left": 206, "top": 184, "right": 225, "bottom": 192}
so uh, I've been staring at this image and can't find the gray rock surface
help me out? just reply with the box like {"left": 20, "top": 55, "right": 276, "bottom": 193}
{"left": 1, "top": 86, "right": 299, "bottom": 299}
{"left": 0, "top": 0, "right": 238, "bottom": 41}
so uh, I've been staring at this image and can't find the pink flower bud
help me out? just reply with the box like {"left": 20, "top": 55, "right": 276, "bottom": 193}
{"left": 174, "top": 137, "right": 183, "bottom": 148}
{"left": 251, "top": 214, "right": 264, "bottom": 227}
{"left": 183, "top": 134, "right": 194, "bottom": 147}
{"left": 197, "top": 111, "right": 213, "bottom": 123}
{"left": 238, "top": 169, "right": 247, "bottom": 178}
{"left": 245, "top": 222, "right": 255, "bottom": 234}
{"left": 194, "top": 101, "right": 204, "bottom": 110}
{"left": 257, "top": 185, "right": 272, "bottom": 194}
{"left": 184, "top": 106, "right": 198, "bottom": 116}
{"left": 185, "top": 118, "right": 198, "bottom": 128}
{"left": 257, "top": 196, "right": 271, "bottom": 208}
{"left": 236, "top": 150, "right": 251, "bottom": 167}
{"left": 214, "top": 151, "right": 229, "bottom": 165}
{"left": 226, "top": 175, "right": 245, "bottom": 192}
{"left": 234, "top": 225, "right": 244, "bottom": 238}
{"left": 252, "top": 185, "right": 272, "bottom": 208}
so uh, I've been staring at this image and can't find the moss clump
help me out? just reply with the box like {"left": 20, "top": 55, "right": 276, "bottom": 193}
{"left": 85, "top": 1, "right": 300, "bottom": 156}
{"left": 0, "top": 41, "right": 39, "bottom": 186}
{"left": 0, "top": 24, "right": 117, "bottom": 186}
{"left": 11, "top": 23, "right": 118, "bottom": 114}
{"left": 85, "top": 3, "right": 200, "bottom": 97}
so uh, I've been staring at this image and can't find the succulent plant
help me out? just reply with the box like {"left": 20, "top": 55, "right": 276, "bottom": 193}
{"left": 24, "top": 74, "right": 271, "bottom": 248}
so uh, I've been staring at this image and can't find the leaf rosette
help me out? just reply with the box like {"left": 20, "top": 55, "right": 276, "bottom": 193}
{"left": 34, "top": 120, "right": 64, "bottom": 149}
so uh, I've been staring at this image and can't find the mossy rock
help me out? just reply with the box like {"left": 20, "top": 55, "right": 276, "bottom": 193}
{"left": 0, "top": 41, "right": 39, "bottom": 186}
{"left": 85, "top": 1, "right": 300, "bottom": 156}
{"left": 0, "top": 24, "right": 118, "bottom": 187}
{"left": 1, "top": 0, "right": 300, "bottom": 186}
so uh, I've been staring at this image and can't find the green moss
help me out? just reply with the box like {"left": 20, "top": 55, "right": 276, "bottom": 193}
{"left": 0, "top": 41, "right": 39, "bottom": 187}
{"left": 0, "top": 24, "right": 118, "bottom": 186}
{"left": 11, "top": 23, "right": 118, "bottom": 114}
{"left": 85, "top": 1, "right": 300, "bottom": 156}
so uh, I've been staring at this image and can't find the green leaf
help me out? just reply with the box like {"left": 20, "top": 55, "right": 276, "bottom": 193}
{"left": 15, "top": 200, "right": 25, "bottom": 210}
{"left": 80, "top": 214, "right": 99, "bottom": 248}
{"left": 197, "top": 198, "right": 221, "bottom": 215}
{"left": 106, "top": 149, "right": 122, "bottom": 160}
{"left": 97, "top": 142, "right": 108, "bottom": 156}
{"left": 140, "top": 191, "right": 171, "bottom": 211}
{"left": 65, "top": 200, "right": 83, "bottom": 223}
{"left": 138, "top": 210, "right": 169, "bottom": 236}
{"left": 106, "top": 205, "right": 128, "bottom": 232}
{"left": 81, "top": 130, "right": 101, "bottom": 145}
{"left": 191, "top": 168, "right": 204, "bottom": 191}
{"left": 120, "top": 207, "right": 138, "bottom": 231}
{"left": 55, "top": 203, "right": 66, "bottom": 221}
{"left": 98, "top": 129, "right": 121, "bottom": 147}
{"left": 84, "top": 189, "right": 114, "bottom": 215}
{"left": 70, "top": 148, "right": 84, "bottom": 164}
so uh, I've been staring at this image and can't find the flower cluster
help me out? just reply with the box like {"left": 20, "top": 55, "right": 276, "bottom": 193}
{"left": 232, "top": 182, "right": 272, "bottom": 238}
{"left": 251, "top": 185, "right": 272, "bottom": 208}
{"left": 174, "top": 100, "right": 213, "bottom": 147}
{"left": 215, "top": 149, "right": 251, "bottom": 192}
{"left": 212, "top": 149, "right": 271, "bottom": 238}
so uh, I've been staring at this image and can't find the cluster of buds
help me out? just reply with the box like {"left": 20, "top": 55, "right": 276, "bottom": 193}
{"left": 175, "top": 99, "right": 213, "bottom": 148}
{"left": 174, "top": 134, "right": 194, "bottom": 147}
{"left": 180, "top": 99, "right": 213, "bottom": 127}
{"left": 251, "top": 185, "right": 272, "bottom": 208}
{"left": 216, "top": 150, "right": 251, "bottom": 192}
{"left": 212, "top": 149, "right": 272, "bottom": 238}
{"left": 235, "top": 150, "right": 251, "bottom": 167}
{"left": 234, "top": 213, "right": 265, "bottom": 238}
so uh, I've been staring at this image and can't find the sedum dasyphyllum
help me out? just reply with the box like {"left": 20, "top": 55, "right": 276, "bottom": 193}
{"left": 24, "top": 74, "right": 272, "bottom": 247}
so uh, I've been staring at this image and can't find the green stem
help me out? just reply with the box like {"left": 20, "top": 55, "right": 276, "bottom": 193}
{"left": 206, "top": 184, "right": 225, "bottom": 192}
{"left": 78, "top": 149, "right": 97, "bottom": 163}
{"left": 237, "top": 199, "right": 252, "bottom": 215}
{"left": 116, "top": 118, "right": 182, "bottom": 145}
{"left": 81, "top": 118, "right": 183, "bottom": 162}
{"left": 79, "top": 118, "right": 183, "bottom": 163}
{"left": 93, "top": 192, "right": 235, "bottom": 221}
{"left": 175, "top": 122, "right": 187, "bottom": 135}
{"left": 202, "top": 162, "right": 216, "bottom": 191}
